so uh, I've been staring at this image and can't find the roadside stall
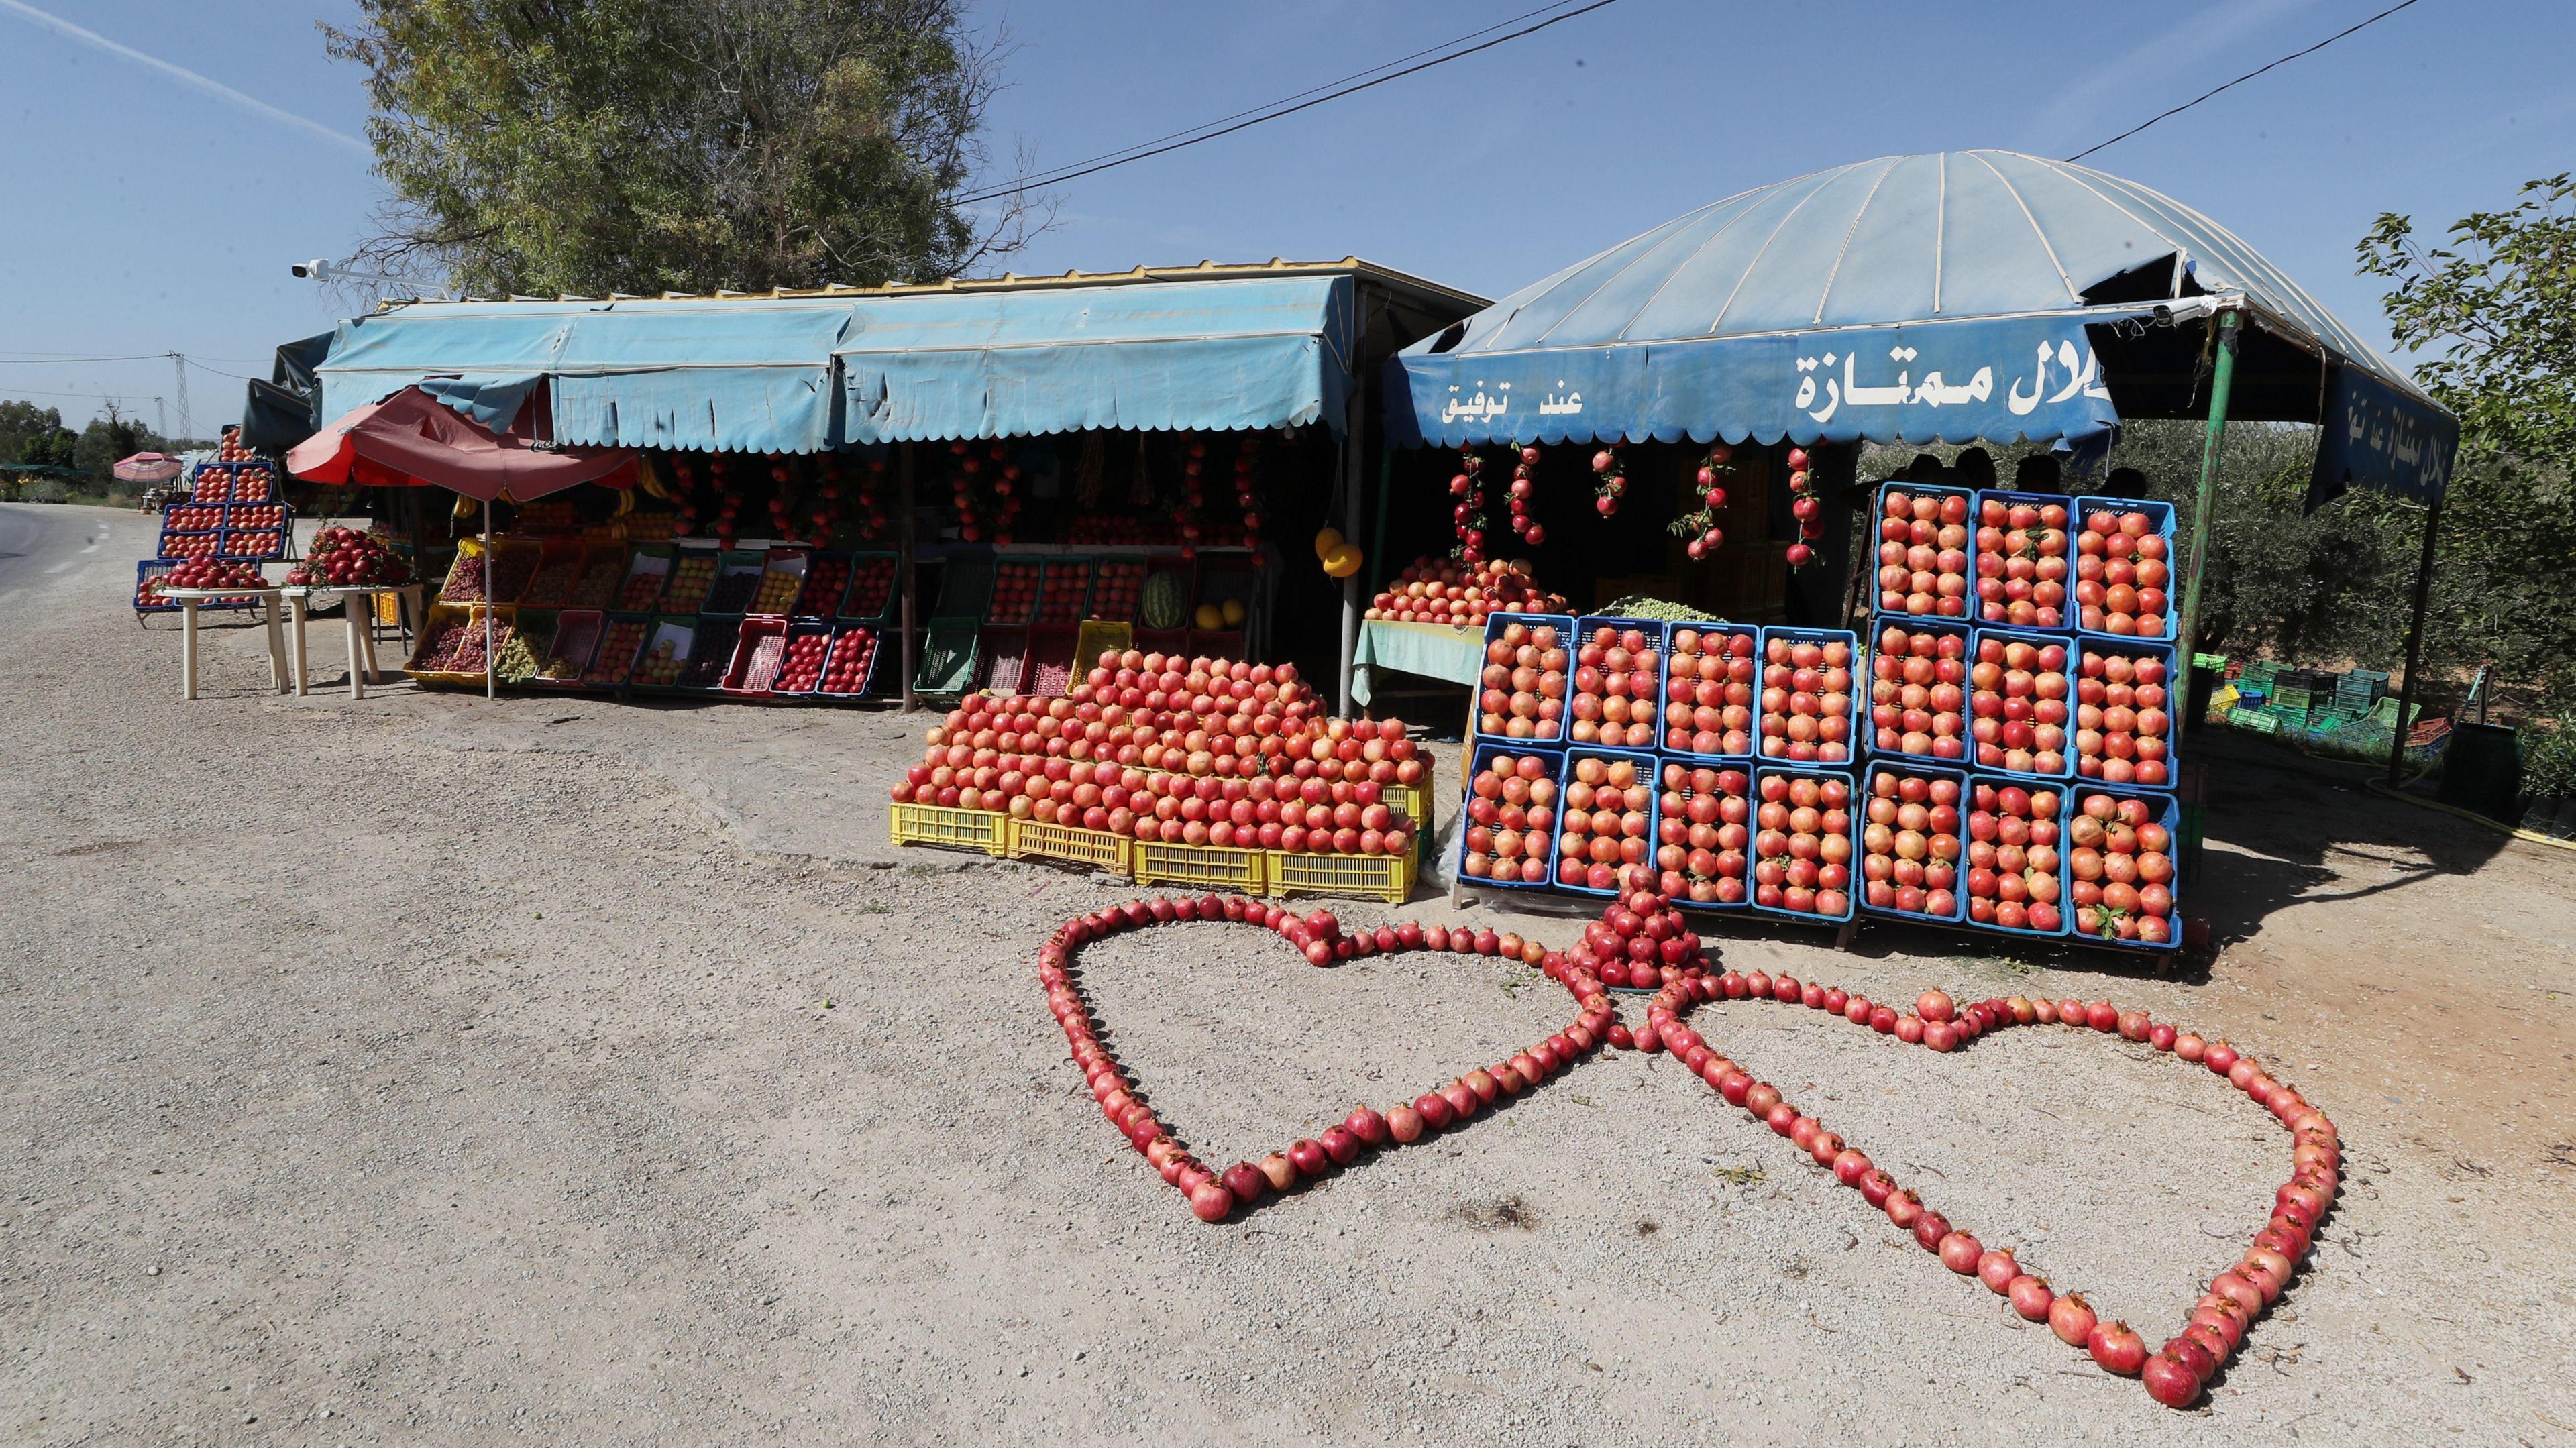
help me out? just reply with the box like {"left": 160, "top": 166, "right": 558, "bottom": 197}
{"left": 1377, "top": 149, "right": 2457, "bottom": 952}
{"left": 278, "top": 262, "right": 1481, "bottom": 710}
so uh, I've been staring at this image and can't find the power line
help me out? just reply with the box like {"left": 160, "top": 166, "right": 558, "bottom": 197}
{"left": 996, "top": 2, "right": 1594, "bottom": 196}
{"left": 955, "top": 0, "right": 1624, "bottom": 206}
{"left": 2067, "top": 0, "right": 2427, "bottom": 162}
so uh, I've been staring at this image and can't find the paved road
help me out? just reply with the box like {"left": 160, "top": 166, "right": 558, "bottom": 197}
{"left": 0, "top": 501, "right": 136, "bottom": 606}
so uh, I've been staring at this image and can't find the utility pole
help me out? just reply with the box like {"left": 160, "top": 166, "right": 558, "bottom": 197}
{"left": 167, "top": 353, "right": 192, "bottom": 441}
{"left": 154, "top": 397, "right": 168, "bottom": 437}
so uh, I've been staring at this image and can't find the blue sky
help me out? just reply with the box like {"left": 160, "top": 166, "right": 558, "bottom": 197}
{"left": 1, "top": 0, "right": 2566, "bottom": 431}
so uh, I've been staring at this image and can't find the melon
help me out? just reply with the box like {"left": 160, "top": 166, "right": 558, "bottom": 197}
{"left": 1219, "top": 598, "right": 1246, "bottom": 627}
{"left": 1142, "top": 570, "right": 1188, "bottom": 629}
{"left": 1193, "top": 603, "right": 1224, "bottom": 630}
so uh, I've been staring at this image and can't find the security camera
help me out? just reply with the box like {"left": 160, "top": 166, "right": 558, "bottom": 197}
{"left": 292, "top": 260, "right": 329, "bottom": 280}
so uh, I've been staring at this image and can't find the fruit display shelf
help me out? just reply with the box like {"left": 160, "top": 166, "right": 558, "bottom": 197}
{"left": 661, "top": 547, "right": 722, "bottom": 613}
{"left": 615, "top": 547, "right": 676, "bottom": 612}
{"left": 720, "top": 618, "right": 790, "bottom": 695}
{"left": 2062, "top": 784, "right": 2182, "bottom": 951}
{"left": 1963, "top": 776, "right": 2072, "bottom": 940}
{"left": 406, "top": 604, "right": 514, "bottom": 687}
{"left": 188, "top": 460, "right": 277, "bottom": 504}
{"left": 682, "top": 617, "right": 742, "bottom": 690}
{"left": 517, "top": 541, "right": 589, "bottom": 608}
{"left": 702, "top": 551, "right": 767, "bottom": 615}
{"left": 2072, "top": 638, "right": 2179, "bottom": 789}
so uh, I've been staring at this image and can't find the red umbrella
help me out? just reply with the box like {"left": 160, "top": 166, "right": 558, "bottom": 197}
{"left": 286, "top": 385, "right": 635, "bottom": 502}
{"left": 290, "top": 384, "right": 637, "bottom": 698}
{"left": 113, "top": 451, "right": 184, "bottom": 483}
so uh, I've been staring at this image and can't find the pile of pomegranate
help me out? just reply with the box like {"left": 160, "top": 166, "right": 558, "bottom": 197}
{"left": 1366, "top": 556, "right": 1565, "bottom": 626}
{"left": 286, "top": 526, "right": 413, "bottom": 588}
{"left": 149, "top": 557, "right": 268, "bottom": 600}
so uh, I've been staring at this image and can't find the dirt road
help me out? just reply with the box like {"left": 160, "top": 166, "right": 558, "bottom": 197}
{"left": 5, "top": 503, "right": 2571, "bottom": 1446}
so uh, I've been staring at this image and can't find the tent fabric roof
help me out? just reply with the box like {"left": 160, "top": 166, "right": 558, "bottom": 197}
{"left": 834, "top": 275, "right": 1355, "bottom": 443}
{"left": 304, "top": 261, "right": 1467, "bottom": 454}
{"left": 286, "top": 386, "right": 635, "bottom": 502}
{"left": 1389, "top": 150, "right": 2441, "bottom": 449}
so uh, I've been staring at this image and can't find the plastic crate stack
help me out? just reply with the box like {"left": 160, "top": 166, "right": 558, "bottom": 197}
{"left": 136, "top": 459, "right": 290, "bottom": 613}
{"left": 1849, "top": 483, "right": 2185, "bottom": 951}
{"left": 1455, "top": 610, "right": 1866, "bottom": 930}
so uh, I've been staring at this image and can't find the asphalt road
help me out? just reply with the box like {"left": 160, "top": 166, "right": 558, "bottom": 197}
{"left": 0, "top": 501, "right": 136, "bottom": 604}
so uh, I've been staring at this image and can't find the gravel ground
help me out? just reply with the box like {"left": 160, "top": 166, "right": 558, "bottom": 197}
{"left": 5, "top": 502, "right": 2573, "bottom": 1446}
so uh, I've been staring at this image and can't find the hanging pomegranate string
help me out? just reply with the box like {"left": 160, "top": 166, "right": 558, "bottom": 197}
{"left": 1505, "top": 445, "right": 1546, "bottom": 546}
{"left": 1668, "top": 441, "right": 1735, "bottom": 560}
{"left": 1591, "top": 442, "right": 1627, "bottom": 517}
{"left": 1450, "top": 446, "right": 1488, "bottom": 563}
{"left": 1786, "top": 446, "right": 1823, "bottom": 569}
{"left": 1234, "top": 433, "right": 1264, "bottom": 553}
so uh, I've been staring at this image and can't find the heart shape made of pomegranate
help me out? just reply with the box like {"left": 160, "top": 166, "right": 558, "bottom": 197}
{"left": 1036, "top": 891, "right": 1715, "bottom": 1223}
{"left": 1632, "top": 970, "right": 2340, "bottom": 1410}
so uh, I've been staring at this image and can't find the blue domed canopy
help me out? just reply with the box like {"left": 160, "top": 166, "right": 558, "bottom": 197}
{"left": 1387, "top": 150, "right": 2446, "bottom": 462}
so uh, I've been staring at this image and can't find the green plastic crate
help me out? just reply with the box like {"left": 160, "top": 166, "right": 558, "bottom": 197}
{"left": 912, "top": 616, "right": 981, "bottom": 695}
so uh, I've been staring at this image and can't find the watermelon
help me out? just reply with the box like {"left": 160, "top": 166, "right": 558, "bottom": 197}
{"left": 1142, "top": 570, "right": 1188, "bottom": 629}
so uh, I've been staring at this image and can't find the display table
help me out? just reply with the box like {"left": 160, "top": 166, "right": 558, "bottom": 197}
{"left": 1349, "top": 619, "right": 1485, "bottom": 706}
{"left": 159, "top": 588, "right": 288, "bottom": 701}
{"left": 281, "top": 583, "right": 425, "bottom": 700}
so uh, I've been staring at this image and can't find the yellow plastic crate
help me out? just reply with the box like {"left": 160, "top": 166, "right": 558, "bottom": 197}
{"left": 1133, "top": 838, "right": 1267, "bottom": 893}
{"left": 1007, "top": 817, "right": 1134, "bottom": 877}
{"left": 1267, "top": 847, "right": 1418, "bottom": 904}
{"left": 888, "top": 802, "right": 1010, "bottom": 857}
{"left": 1388, "top": 781, "right": 1432, "bottom": 824}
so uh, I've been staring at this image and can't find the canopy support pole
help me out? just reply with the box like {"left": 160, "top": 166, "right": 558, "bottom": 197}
{"left": 483, "top": 507, "right": 496, "bottom": 701}
{"left": 2386, "top": 493, "right": 2445, "bottom": 784}
{"left": 1337, "top": 397, "right": 1364, "bottom": 717}
{"left": 899, "top": 443, "right": 918, "bottom": 712}
{"left": 2174, "top": 309, "right": 2240, "bottom": 692}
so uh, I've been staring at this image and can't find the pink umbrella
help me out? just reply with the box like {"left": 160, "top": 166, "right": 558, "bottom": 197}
{"left": 113, "top": 451, "right": 184, "bottom": 483}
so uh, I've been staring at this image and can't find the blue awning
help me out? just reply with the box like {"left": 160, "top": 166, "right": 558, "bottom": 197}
{"left": 835, "top": 275, "right": 1355, "bottom": 442}
{"left": 315, "top": 296, "right": 857, "bottom": 453}
{"left": 1388, "top": 150, "right": 2451, "bottom": 451}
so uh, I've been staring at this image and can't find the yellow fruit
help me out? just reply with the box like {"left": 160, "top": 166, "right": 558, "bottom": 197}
{"left": 1220, "top": 598, "right": 1246, "bottom": 627}
{"left": 1322, "top": 543, "right": 1364, "bottom": 578}
{"left": 1193, "top": 603, "right": 1224, "bottom": 630}
{"left": 1313, "top": 526, "right": 1344, "bottom": 561}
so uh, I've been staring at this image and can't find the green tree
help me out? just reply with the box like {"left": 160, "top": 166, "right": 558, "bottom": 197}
{"left": 2359, "top": 174, "right": 2576, "bottom": 706}
{"left": 323, "top": 0, "right": 1037, "bottom": 298}
{"left": 70, "top": 404, "right": 162, "bottom": 486}
{"left": 0, "top": 400, "right": 74, "bottom": 467}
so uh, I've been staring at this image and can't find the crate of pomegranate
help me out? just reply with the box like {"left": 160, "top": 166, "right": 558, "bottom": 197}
{"left": 1473, "top": 612, "right": 1574, "bottom": 746}
{"left": 1871, "top": 482, "right": 1976, "bottom": 620}
{"left": 1961, "top": 776, "right": 2071, "bottom": 939}
{"left": 1456, "top": 742, "right": 1564, "bottom": 893}
{"left": 1551, "top": 748, "right": 1659, "bottom": 897}
{"left": 1564, "top": 617, "right": 1667, "bottom": 753}
{"left": 1855, "top": 761, "right": 1969, "bottom": 926}
{"left": 1658, "top": 620, "right": 1760, "bottom": 762}
{"left": 1866, "top": 618, "right": 1973, "bottom": 762}
{"left": 2060, "top": 784, "right": 2181, "bottom": 949}
{"left": 1966, "top": 627, "right": 2075, "bottom": 781}
{"left": 1746, "top": 767, "right": 1856, "bottom": 924}
{"left": 1972, "top": 490, "right": 2076, "bottom": 632}
{"left": 811, "top": 624, "right": 886, "bottom": 698}
{"left": 1752, "top": 626, "right": 1858, "bottom": 769}
{"left": 2071, "top": 497, "right": 2177, "bottom": 641}
{"left": 1652, "top": 759, "right": 1752, "bottom": 911}
{"left": 2072, "top": 637, "right": 2178, "bottom": 787}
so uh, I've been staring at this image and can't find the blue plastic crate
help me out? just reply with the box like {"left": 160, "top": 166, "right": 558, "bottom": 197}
{"left": 2057, "top": 783, "right": 2183, "bottom": 952}
{"left": 1652, "top": 757, "right": 1756, "bottom": 911}
{"left": 1856, "top": 759, "right": 1971, "bottom": 927}
{"left": 1657, "top": 620, "right": 1761, "bottom": 763}
{"left": 1472, "top": 612, "right": 1577, "bottom": 749}
{"left": 1972, "top": 488, "right": 2079, "bottom": 633}
{"left": 1753, "top": 625, "right": 1861, "bottom": 771}
{"left": 1961, "top": 774, "right": 2074, "bottom": 942}
{"left": 1861, "top": 616, "right": 1974, "bottom": 763}
{"left": 1745, "top": 765, "right": 1858, "bottom": 924}
{"left": 2071, "top": 634, "right": 2182, "bottom": 789}
{"left": 1550, "top": 746, "right": 1660, "bottom": 897}
{"left": 1458, "top": 740, "right": 1567, "bottom": 892}
{"left": 2072, "top": 495, "right": 2179, "bottom": 643}
{"left": 1870, "top": 480, "right": 1979, "bottom": 620}
{"left": 1570, "top": 615, "right": 1668, "bottom": 753}
{"left": 1967, "top": 626, "right": 2077, "bottom": 782}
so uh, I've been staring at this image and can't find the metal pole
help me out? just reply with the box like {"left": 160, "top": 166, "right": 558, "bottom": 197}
{"left": 483, "top": 504, "right": 495, "bottom": 701}
{"left": 1336, "top": 396, "right": 1364, "bottom": 716}
{"left": 2173, "top": 309, "right": 2241, "bottom": 687}
{"left": 2385, "top": 492, "right": 2444, "bottom": 784}
{"left": 898, "top": 443, "right": 918, "bottom": 713}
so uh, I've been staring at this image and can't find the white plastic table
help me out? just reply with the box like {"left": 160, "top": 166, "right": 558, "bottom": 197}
{"left": 281, "top": 583, "right": 424, "bottom": 699}
{"left": 158, "top": 588, "right": 288, "bottom": 701}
